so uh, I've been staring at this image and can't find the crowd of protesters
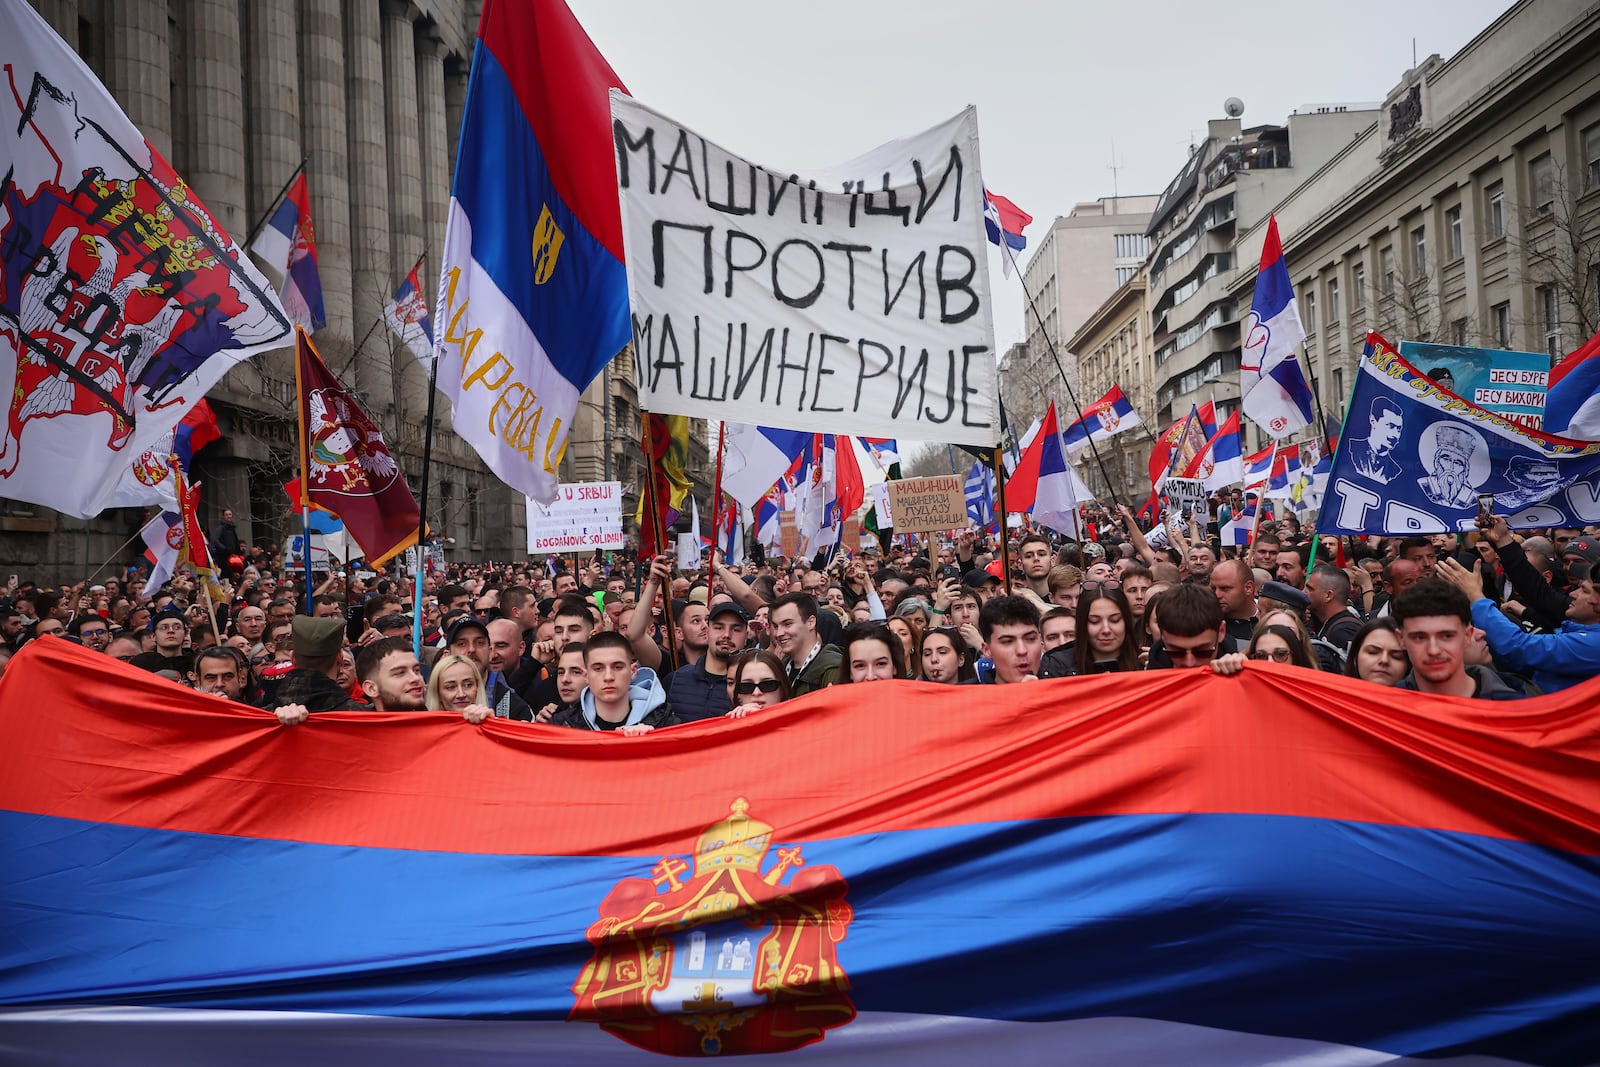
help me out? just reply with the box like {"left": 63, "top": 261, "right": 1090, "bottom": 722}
{"left": 4, "top": 495, "right": 1597, "bottom": 728}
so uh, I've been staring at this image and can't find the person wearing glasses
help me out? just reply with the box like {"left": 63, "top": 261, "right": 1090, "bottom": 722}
{"left": 1144, "top": 583, "right": 1235, "bottom": 670}
{"left": 726, "top": 650, "right": 791, "bottom": 718}
{"left": 68, "top": 614, "right": 111, "bottom": 651}
{"left": 918, "top": 626, "right": 974, "bottom": 684}
{"left": 1244, "top": 625, "right": 1317, "bottom": 669}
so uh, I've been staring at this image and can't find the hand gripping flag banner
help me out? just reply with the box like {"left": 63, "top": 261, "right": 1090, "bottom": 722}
{"left": 1323, "top": 333, "right": 1600, "bottom": 535}
{"left": 1059, "top": 383, "right": 1142, "bottom": 454}
{"left": 0, "top": 3, "right": 292, "bottom": 518}
{"left": 381, "top": 265, "right": 436, "bottom": 368}
{"left": 1240, "top": 215, "right": 1314, "bottom": 439}
{"left": 295, "top": 329, "right": 422, "bottom": 567}
{"left": 3, "top": 639, "right": 1600, "bottom": 1065}
{"left": 613, "top": 96, "right": 998, "bottom": 448}
{"left": 248, "top": 172, "right": 326, "bottom": 331}
{"left": 1543, "top": 327, "right": 1600, "bottom": 440}
{"left": 437, "top": 0, "right": 631, "bottom": 504}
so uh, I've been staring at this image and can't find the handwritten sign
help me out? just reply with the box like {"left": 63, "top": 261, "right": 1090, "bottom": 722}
{"left": 888, "top": 475, "right": 968, "bottom": 533}
{"left": 612, "top": 94, "right": 997, "bottom": 446}
{"left": 871, "top": 482, "right": 894, "bottom": 529}
{"left": 1165, "top": 477, "right": 1207, "bottom": 514}
{"left": 779, "top": 511, "right": 800, "bottom": 558}
{"left": 525, "top": 481, "right": 626, "bottom": 553}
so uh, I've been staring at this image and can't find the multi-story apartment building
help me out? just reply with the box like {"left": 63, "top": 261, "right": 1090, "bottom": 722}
{"left": 1228, "top": 0, "right": 1600, "bottom": 450}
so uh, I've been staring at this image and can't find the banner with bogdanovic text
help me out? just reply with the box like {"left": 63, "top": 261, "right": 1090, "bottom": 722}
{"left": 2, "top": 638, "right": 1599, "bottom": 1064}
{"left": 526, "top": 481, "right": 626, "bottom": 553}
{"left": 611, "top": 96, "right": 998, "bottom": 447}
{"left": 1323, "top": 333, "right": 1600, "bottom": 535}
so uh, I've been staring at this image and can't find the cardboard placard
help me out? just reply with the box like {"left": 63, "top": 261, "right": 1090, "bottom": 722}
{"left": 887, "top": 475, "right": 967, "bottom": 533}
{"left": 779, "top": 511, "right": 799, "bottom": 558}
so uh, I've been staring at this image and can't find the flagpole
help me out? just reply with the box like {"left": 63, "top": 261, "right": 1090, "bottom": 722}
{"left": 1001, "top": 239, "right": 1124, "bottom": 513}
{"left": 292, "top": 327, "right": 315, "bottom": 611}
{"left": 640, "top": 413, "right": 680, "bottom": 673}
{"left": 82, "top": 528, "right": 149, "bottom": 588}
{"left": 242, "top": 159, "right": 307, "bottom": 255}
{"left": 708, "top": 423, "right": 728, "bottom": 600}
{"left": 411, "top": 340, "right": 440, "bottom": 657}
{"left": 991, "top": 445, "right": 1013, "bottom": 596}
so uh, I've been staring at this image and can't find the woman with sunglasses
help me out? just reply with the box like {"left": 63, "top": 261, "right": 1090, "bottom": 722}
{"left": 727, "top": 650, "right": 790, "bottom": 719}
{"left": 1245, "top": 624, "right": 1317, "bottom": 669}
{"left": 918, "top": 626, "right": 974, "bottom": 684}
{"left": 1070, "top": 584, "right": 1142, "bottom": 675}
{"left": 838, "top": 622, "right": 908, "bottom": 684}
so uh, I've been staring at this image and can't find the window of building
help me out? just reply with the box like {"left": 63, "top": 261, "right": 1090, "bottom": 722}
{"left": 1327, "top": 278, "right": 1340, "bottom": 322}
{"left": 1303, "top": 289, "right": 1316, "bottom": 332}
{"left": 1485, "top": 181, "right": 1505, "bottom": 239}
{"left": 1114, "top": 233, "right": 1150, "bottom": 260}
{"left": 1380, "top": 247, "right": 1395, "bottom": 292}
{"left": 1115, "top": 265, "right": 1138, "bottom": 286}
{"left": 1451, "top": 318, "right": 1469, "bottom": 346}
{"left": 1445, "top": 206, "right": 1462, "bottom": 261}
{"left": 1586, "top": 123, "right": 1600, "bottom": 192}
{"left": 1539, "top": 285, "right": 1561, "bottom": 355}
{"left": 1352, "top": 263, "right": 1366, "bottom": 308}
{"left": 1332, "top": 368, "right": 1344, "bottom": 415}
{"left": 1492, "top": 301, "right": 1511, "bottom": 348}
{"left": 1411, "top": 226, "right": 1427, "bottom": 276}
{"left": 1530, "top": 153, "right": 1554, "bottom": 213}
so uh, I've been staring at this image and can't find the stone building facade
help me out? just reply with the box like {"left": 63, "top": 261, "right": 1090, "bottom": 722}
{"left": 5, "top": 0, "right": 700, "bottom": 581}
{"left": 1064, "top": 264, "right": 1154, "bottom": 507}
{"left": 1227, "top": 0, "right": 1600, "bottom": 451}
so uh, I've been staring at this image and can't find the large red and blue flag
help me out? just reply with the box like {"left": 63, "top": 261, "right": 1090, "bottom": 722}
{"left": 983, "top": 188, "right": 1032, "bottom": 277}
{"left": 1543, "top": 327, "right": 1600, "bottom": 440}
{"left": 2, "top": 639, "right": 1599, "bottom": 1064}
{"left": 436, "top": 0, "right": 631, "bottom": 504}
{"left": 1059, "top": 383, "right": 1142, "bottom": 454}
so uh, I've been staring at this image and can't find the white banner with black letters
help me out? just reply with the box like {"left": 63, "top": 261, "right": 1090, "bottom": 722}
{"left": 611, "top": 94, "right": 998, "bottom": 447}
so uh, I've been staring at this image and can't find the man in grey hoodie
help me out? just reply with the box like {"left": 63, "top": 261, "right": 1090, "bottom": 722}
{"left": 550, "top": 631, "right": 678, "bottom": 734}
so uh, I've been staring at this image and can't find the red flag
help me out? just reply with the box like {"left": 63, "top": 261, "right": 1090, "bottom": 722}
{"left": 294, "top": 328, "right": 421, "bottom": 568}
{"left": 176, "top": 473, "right": 210, "bottom": 572}
{"left": 835, "top": 437, "right": 865, "bottom": 521}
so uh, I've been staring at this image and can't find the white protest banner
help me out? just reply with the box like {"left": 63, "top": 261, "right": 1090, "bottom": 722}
{"left": 525, "top": 482, "right": 626, "bottom": 554}
{"left": 1165, "top": 477, "right": 1208, "bottom": 515}
{"left": 611, "top": 95, "right": 998, "bottom": 447}
{"left": 871, "top": 482, "right": 894, "bottom": 529}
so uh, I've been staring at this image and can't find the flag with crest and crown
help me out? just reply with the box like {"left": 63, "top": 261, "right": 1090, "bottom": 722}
{"left": 1060, "top": 384, "right": 1143, "bottom": 455}
{"left": 381, "top": 264, "right": 435, "bottom": 368}
{"left": 249, "top": 171, "right": 325, "bottom": 331}
{"left": 0, "top": 2, "right": 291, "bottom": 519}
{"left": 294, "top": 329, "right": 421, "bottom": 568}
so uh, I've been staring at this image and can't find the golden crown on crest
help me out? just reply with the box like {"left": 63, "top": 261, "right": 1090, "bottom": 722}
{"left": 693, "top": 797, "right": 772, "bottom": 878}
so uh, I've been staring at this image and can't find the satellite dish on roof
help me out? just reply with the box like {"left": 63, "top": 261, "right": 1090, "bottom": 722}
{"left": 1224, "top": 97, "right": 1246, "bottom": 118}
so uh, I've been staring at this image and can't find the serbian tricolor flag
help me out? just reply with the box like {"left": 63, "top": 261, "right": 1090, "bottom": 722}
{"left": 437, "top": 0, "right": 630, "bottom": 504}
{"left": 720, "top": 423, "right": 812, "bottom": 509}
{"left": 1242, "top": 441, "right": 1276, "bottom": 489}
{"left": 381, "top": 265, "right": 435, "bottom": 369}
{"left": 4, "top": 639, "right": 1600, "bottom": 1064}
{"left": 1059, "top": 384, "right": 1142, "bottom": 454}
{"left": 1148, "top": 402, "right": 1216, "bottom": 494}
{"left": 983, "top": 188, "right": 1032, "bottom": 277}
{"left": 1240, "top": 214, "right": 1313, "bottom": 439}
{"left": 295, "top": 329, "right": 421, "bottom": 568}
{"left": 1264, "top": 442, "right": 1303, "bottom": 499}
{"left": 1185, "top": 408, "right": 1245, "bottom": 491}
{"left": 1543, "top": 327, "right": 1600, "bottom": 440}
{"left": 249, "top": 170, "right": 326, "bottom": 331}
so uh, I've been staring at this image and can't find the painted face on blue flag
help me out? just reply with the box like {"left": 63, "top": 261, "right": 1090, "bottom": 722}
{"left": 1371, "top": 410, "right": 1404, "bottom": 454}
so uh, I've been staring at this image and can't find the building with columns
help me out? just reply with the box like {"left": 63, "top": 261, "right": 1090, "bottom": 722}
{"left": 5, "top": 0, "right": 693, "bottom": 580}
{"left": 1227, "top": 0, "right": 1600, "bottom": 452}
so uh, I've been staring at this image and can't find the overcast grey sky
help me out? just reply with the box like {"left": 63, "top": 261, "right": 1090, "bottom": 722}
{"left": 570, "top": 0, "right": 1514, "bottom": 355}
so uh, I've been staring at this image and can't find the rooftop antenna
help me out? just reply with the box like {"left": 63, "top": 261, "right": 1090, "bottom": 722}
{"left": 1108, "top": 138, "right": 1121, "bottom": 211}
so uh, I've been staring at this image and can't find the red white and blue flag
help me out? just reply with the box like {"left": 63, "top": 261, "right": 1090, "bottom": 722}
{"left": 1148, "top": 402, "right": 1217, "bottom": 494}
{"left": 1543, "top": 327, "right": 1600, "bottom": 440}
{"left": 381, "top": 265, "right": 435, "bottom": 369}
{"left": 1059, "top": 383, "right": 1142, "bottom": 454}
{"left": 1240, "top": 215, "right": 1314, "bottom": 438}
{"left": 1264, "top": 442, "right": 1302, "bottom": 498}
{"left": 0, "top": 4, "right": 291, "bottom": 519}
{"left": 1031, "top": 403, "right": 1089, "bottom": 538}
{"left": 1241, "top": 440, "right": 1276, "bottom": 488}
{"left": 3, "top": 639, "right": 1599, "bottom": 1064}
{"left": 720, "top": 423, "right": 812, "bottom": 510}
{"left": 1185, "top": 407, "right": 1245, "bottom": 491}
{"left": 249, "top": 172, "right": 326, "bottom": 331}
{"left": 437, "top": 0, "right": 631, "bottom": 504}
{"left": 983, "top": 188, "right": 1032, "bottom": 277}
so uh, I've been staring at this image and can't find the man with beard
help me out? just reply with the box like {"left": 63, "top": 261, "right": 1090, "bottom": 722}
{"left": 1418, "top": 425, "right": 1482, "bottom": 509}
{"left": 269, "top": 616, "right": 370, "bottom": 721}
{"left": 449, "top": 616, "right": 532, "bottom": 720}
{"left": 277, "top": 638, "right": 424, "bottom": 724}
{"left": 668, "top": 602, "right": 750, "bottom": 721}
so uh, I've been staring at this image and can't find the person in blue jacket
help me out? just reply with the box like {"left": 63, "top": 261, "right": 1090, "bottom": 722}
{"left": 1437, "top": 556, "right": 1600, "bottom": 695}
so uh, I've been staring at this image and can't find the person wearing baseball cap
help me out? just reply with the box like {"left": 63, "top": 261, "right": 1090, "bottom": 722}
{"left": 963, "top": 568, "right": 1002, "bottom": 603}
{"left": 668, "top": 601, "right": 750, "bottom": 722}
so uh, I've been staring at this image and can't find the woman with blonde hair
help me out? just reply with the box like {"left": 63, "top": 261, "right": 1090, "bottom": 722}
{"left": 425, "top": 653, "right": 495, "bottom": 723}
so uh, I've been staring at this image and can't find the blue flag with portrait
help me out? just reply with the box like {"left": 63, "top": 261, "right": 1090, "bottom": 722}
{"left": 1323, "top": 333, "right": 1600, "bottom": 534}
